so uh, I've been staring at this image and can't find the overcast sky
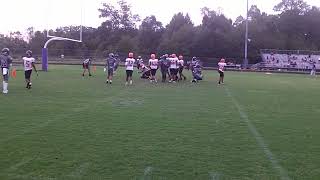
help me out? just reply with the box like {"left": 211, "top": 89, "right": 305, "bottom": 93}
{"left": 1, "top": 0, "right": 319, "bottom": 35}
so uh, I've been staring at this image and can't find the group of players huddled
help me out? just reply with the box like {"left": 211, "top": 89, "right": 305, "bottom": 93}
{"left": 93, "top": 52, "right": 207, "bottom": 85}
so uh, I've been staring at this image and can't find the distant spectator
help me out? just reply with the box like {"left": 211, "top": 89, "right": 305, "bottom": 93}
{"left": 310, "top": 63, "right": 316, "bottom": 76}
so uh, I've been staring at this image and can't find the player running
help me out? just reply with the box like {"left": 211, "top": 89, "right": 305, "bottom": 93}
{"left": 218, "top": 59, "right": 227, "bottom": 85}
{"left": 169, "top": 54, "right": 179, "bottom": 83}
{"left": 0, "top": 48, "right": 13, "bottom": 94}
{"left": 125, "top": 52, "right": 136, "bottom": 85}
{"left": 178, "top": 55, "right": 186, "bottom": 81}
{"left": 23, "top": 50, "right": 38, "bottom": 89}
{"left": 106, "top": 53, "right": 116, "bottom": 84}
{"left": 82, "top": 58, "right": 92, "bottom": 77}
{"left": 148, "top": 54, "right": 159, "bottom": 83}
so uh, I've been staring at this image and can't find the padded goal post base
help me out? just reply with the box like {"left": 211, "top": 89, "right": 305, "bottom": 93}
{"left": 42, "top": 48, "right": 48, "bottom": 71}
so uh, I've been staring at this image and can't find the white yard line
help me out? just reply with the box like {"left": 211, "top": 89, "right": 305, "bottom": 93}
{"left": 140, "top": 166, "right": 153, "bottom": 180}
{"left": 224, "top": 87, "right": 291, "bottom": 180}
{"left": 68, "top": 162, "right": 91, "bottom": 178}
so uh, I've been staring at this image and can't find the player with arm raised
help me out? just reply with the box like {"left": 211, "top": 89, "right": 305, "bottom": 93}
{"left": 0, "top": 48, "right": 13, "bottom": 94}
{"left": 125, "top": 52, "right": 136, "bottom": 85}
{"left": 106, "top": 53, "right": 116, "bottom": 84}
{"left": 218, "top": 59, "right": 227, "bottom": 85}
{"left": 23, "top": 50, "right": 38, "bottom": 89}
{"left": 148, "top": 54, "right": 159, "bottom": 83}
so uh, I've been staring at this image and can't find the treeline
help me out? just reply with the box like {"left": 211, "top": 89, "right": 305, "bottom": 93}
{"left": 1, "top": 0, "right": 320, "bottom": 64}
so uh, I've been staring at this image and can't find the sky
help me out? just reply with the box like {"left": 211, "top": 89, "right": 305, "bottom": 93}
{"left": 0, "top": 0, "right": 319, "bottom": 35}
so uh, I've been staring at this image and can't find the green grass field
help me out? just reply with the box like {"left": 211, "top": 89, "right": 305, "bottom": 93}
{"left": 0, "top": 65, "right": 320, "bottom": 180}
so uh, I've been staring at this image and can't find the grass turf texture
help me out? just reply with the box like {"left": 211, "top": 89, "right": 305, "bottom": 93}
{"left": 0, "top": 65, "right": 319, "bottom": 180}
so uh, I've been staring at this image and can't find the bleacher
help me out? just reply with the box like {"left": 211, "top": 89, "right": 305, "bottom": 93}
{"left": 259, "top": 49, "right": 320, "bottom": 71}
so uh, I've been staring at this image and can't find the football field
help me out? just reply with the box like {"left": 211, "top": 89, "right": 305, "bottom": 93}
{"left": 0, "top": 65, "right": 319, "bottom": 180}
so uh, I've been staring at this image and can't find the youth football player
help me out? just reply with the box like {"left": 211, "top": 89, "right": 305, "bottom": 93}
{"left": 0, "top": 48, "right": 13, "bottom": 94}
{"left": 148, "top": 54, "right": 159, "bottom": 83}
{"left": 169, "top": 54, "right": 179, "bottom": 83}
{"left": 218, "top": 59, "right": 227, "bottom": 85}
{"left": 106, "top": 53, "right": 116, "bottom": 84}
{"left": 136, "top": 56, "right": 143, "bottom": 70}
{"left": 178, "top": 55, "right": 186, "bottom": 81}
{"left": 23, "top": 50, "right": 38, "bottom": 89}
{"left": 159, "top": 54, "right": 169, "bottom": 82}
{"left": 82, "top": 58, "right": 92, "bottom": 77}
{"left": 125, "top": 52, "right": 136, "bottom": 85}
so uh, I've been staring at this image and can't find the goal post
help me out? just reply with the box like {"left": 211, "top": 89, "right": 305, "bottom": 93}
{"left": 42, "top": 0, "right": 84, "bottom": 71}
{"left": 42, "top": 35, "right": 83, "bottom": 71}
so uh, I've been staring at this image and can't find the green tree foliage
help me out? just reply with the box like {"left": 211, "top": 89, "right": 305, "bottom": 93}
{"left": 158, "top": 13, "right": 195, "bottom": 55}
{"left": 138, "top": 16, "right": 164, "bottom": 54}
{"left": 274, "top": 0, "right": 310, "bottom": 14}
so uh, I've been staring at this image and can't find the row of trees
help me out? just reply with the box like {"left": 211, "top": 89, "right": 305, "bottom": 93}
{"left": 0, "top": 0, "right": 320, "bottom": 64}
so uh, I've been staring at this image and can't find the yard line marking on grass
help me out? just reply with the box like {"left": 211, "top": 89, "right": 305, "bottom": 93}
{"left": 209, "top": 171, "right": 222, "bottom": 180}
{"left": 140, "top": 166, "right": 153, "bottom": 180}
{"left": 224, "top": 87, "right": 291, "bottom": 180}
{"left": 8, "top": 157, "right": 34, "bottom": 172}
{"left": 68, "top": 162, "right": 91, "bottom": 178}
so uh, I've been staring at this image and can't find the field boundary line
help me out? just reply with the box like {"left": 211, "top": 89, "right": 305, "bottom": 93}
{"left": 224, "top": 86, "right": 291, "bottom": 180}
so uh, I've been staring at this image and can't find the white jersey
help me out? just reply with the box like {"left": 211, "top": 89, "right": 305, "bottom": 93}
{"left": 218, "top": 62, "right": 227, "bottom": 72}
{"left": 125, "top": 58, "right": 136, "bottom": 71}
{"left": 169, "top": 58, "right": 179, "bottom": 69}
{"left": 178, "top": 60, "right": 184, "bottom": 68}
{"left": 149, "top": 59, "right": 159, "bottom": 69}
{"left": 23, "top": 57, "right": 35, "bottom": 71}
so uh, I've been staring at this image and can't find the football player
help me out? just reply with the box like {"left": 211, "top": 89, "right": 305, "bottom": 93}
{"left": 148, "top": 54, "right": 159, "bottom": 83}
{"left": 178, "top": 55, "right": 186, "bottom": 81}
{"left": 218, "top": 58, "right": 227, "bottom": 85}
{"left": 23, "top": 50, "right": 38, "bottom": 89}
{"left": 136, "top": 56, "right": 143, "bottom": 70}
{"left": 169, "top": 54, "right": 179, "bottom": 83}
{"left": 0, "top": 48, "right": 13, "bottom": 94}
{"left": 82, "top": 58, "right": 92, "bottom": 77}
{"left": 125, "top": 52, "right": 136, "bottom": 85}
{"left": 159, "top": 54, "right": 170, "bottom": 82}
{"left": 106, "top": 53, "right": 116, "bottom": 84}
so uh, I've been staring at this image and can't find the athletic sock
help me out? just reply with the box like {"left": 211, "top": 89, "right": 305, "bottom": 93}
{"left": 3, "top": 82, "right": 8, "bottom": 93}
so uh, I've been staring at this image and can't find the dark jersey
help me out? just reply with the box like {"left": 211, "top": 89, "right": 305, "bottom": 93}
{"left": 83, "top": 58, "right": 91, "bottom": 65}
{"left": 0, "top": 54, "right": 13, "bottom": 68}
{"left": 107, "top": 57, "right": 116, "bottom": 69}
{"left": 137, "top": 58, "right": 143, "bottom": 65}
{"left": 159, "top": 58, "right": 170, "bottom": 70}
